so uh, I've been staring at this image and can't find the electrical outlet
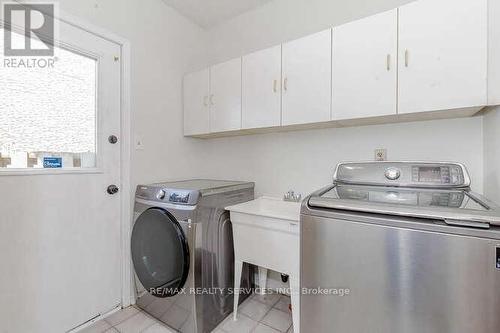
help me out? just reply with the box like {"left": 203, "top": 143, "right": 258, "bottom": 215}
{"left": 375, "top": 148, "right": 387, "bottom": 161}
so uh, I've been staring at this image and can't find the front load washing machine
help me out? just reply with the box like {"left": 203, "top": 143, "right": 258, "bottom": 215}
{"left": 131, "top": 180, "right": 254, "bottom": 333}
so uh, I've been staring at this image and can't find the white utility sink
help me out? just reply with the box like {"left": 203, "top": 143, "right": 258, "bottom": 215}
{"left": 226, "top": 196, "right": 301, "bottom": 333}
{"left": 226, "top": 196, "right": 301, "bottom": 223}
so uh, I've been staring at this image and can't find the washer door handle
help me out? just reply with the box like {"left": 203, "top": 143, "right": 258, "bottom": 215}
{"left": 107, "top": 185, "right": 119, "bottom": 195}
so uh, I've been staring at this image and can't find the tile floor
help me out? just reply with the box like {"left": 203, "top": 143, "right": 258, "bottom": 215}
{"left": 79, "top": 293, "right": 294, "bottom": 333}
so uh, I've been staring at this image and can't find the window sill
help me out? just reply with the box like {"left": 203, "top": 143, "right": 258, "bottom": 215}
{"left": 0, "top": 168, "right": 104, "bottom": 176}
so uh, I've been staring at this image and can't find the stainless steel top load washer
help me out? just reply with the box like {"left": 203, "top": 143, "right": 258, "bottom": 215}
{"left": 301, "top": 162, "right": 500, "bottom": 333}
{"left": 132, "top": 179, "right": 254, "bottom": 333}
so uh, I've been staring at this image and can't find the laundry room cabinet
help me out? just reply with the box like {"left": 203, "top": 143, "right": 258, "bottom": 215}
{"left": 183, "top": 0, "right": 494, "bottom": 138}
{"left": 209, "top": 58, "right": 242, "bottom": 133}
{"left": 489, "top": 0, "right": 500, "bottom": 106}
{"left": 398, "top": 0, "right": 488, "bottom": 114}
{"left": 281, "top": 29, "right": 332, "bottom": 126}
{"left": 242, "top": 45, "right": 282, "bottom": 129}
{"left": 332, "top": 9, "right": 398, "bottom": 120}
{"left": 183, "top": 68, "right": 210, "bottom": 136}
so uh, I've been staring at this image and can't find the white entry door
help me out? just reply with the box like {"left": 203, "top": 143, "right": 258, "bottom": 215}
{"left": 0, "top": 12, "right": 122, "bottom": 333}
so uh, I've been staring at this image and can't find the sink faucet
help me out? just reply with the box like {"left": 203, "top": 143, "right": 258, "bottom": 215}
{"left": 284, "top": 190, "right": 302, "bottom": 202}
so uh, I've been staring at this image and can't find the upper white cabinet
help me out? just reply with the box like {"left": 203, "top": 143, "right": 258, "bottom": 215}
{"left": 242, "top": 46, "right": 282, "bottom": 129}
{"left": 488, "top": 0, "right": 500, "bottom": 105}
{"left": 333, "top": 9, "right": 398, "bottom": 120}
{"left": 210, "top": 58, "right": 242, "bottom": 133}
{"left": 282, "top": 29, "right": 332, "bottom": 126}
{"left": 183, "top": 69, "right": 210, "bottom": 136}
{"left": 183, "top": 0, "right": 494, "bottom": 138}
{"left": 398, "top": 0, "right": 487, "bottom": 114}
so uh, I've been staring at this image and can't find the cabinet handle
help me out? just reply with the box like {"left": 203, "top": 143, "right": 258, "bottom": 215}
{"left": 203, "top": 96, "right": 208, "bottom": 107}
{"left": 405, "top": 49, "right": 409, "bottom": 67}
{"left": 209, "top": 94, "right": 214, "bottom": 105}
{"left": 283, "top": 78, "right": 288, "bottom": 91}
{"left": 386, "top": 54, "right": 391, "bottom": 71}
{"left": 273, "top": 79, "right": 278, "bottom": 93}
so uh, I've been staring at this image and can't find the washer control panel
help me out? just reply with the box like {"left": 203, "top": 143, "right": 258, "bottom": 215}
{"left": 411, "top": 165, "right": 463, "bottom": 185}
{"left": 136, "top": 186, "right": 200, "bottom": 205}
{"left": 168, "top": 191, "right": 191, "bottom": 204}
{"left": 335, "top": 162, "right": 469, "bottom": 188}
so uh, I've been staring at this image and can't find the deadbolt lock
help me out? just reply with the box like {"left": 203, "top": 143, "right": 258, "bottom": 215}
{"left": 108, "top": 135, "right": 118, "bottom": 144}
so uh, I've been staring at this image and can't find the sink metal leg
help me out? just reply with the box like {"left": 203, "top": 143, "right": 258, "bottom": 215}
{"left": 233, "top": 260, "right": 243, "bottom": 321}
{"left": 258, "top": 266, "right": 268, "bottom": 295}
{"left": 290, "top": 274, "right": 300, "bottom": 333}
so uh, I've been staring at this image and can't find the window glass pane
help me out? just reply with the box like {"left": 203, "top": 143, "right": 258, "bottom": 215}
{"left": 0, "top": 29, "right": 97, "bottom": 169}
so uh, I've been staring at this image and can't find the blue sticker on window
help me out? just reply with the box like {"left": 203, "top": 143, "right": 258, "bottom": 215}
{"left": 43, "top": 157, "right": 62, "bottom": 168}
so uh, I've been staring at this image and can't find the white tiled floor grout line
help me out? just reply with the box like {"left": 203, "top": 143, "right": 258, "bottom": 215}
{"left": 217, "top": 312, "right": 284, "bottom": 333}
{"left": 138, "top": 310, "right": 160, "bottom": 333}
{"left": 98, "top": 306, "right": 167, "bottom": 333}
{"left": 82, "top": 293, "right": 293, "bottom": 333}
{"left": 251, "top": 295, "right": 292, "bottom": 333}
{"left": 216, "top": 293, "right": 293, "bottom": 333}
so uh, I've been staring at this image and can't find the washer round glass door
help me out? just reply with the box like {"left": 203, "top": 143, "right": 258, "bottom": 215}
{"left": 131, "top": 207, "right": 190, "bottom": 298}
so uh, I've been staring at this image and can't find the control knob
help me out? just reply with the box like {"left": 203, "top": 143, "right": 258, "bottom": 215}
{"left": 385, "top": 167, "right": 401, "bottom": 180}
{"left": 157, "top": 190, "right": 166, "bottom": 200}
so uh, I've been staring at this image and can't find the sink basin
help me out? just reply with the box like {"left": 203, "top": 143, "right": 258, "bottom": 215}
{"left": 226, "top": 196, "right": 301, "bottom": 222}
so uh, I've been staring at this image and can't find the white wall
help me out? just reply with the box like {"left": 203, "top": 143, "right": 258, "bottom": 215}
{"left": 192, "top": 118, "right": 484, "bottom": 196}
{"left": 193, "top": 0, "right": 484, "bottom": 197}
{"left": 483, "top": 107, "right": 500, "bottom": 204}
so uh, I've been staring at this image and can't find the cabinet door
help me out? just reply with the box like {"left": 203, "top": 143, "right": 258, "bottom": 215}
{"left": 183, "top": 69, "right": 209, "bottom": 136}
{"left": 398, "top": 0, "right": 487, "bottom": 114}
{"left": 282, "top": 29, "right": 332, "bottom": 126}
{"left": 242, "top": 45, "right": 282, "bottom": 129}
{"left": 488, "top": 0, "right": 500, "bottom": 105}
{"left": 333, "top": 9, "right": 397, "bottom": 120}
{"left": 210, "top": 58, "right": 242, "bottom": 133}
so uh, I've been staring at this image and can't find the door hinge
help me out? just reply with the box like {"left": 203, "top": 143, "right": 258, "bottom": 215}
{"left": 114, "top": 56, "right": 120, "bottom": 62}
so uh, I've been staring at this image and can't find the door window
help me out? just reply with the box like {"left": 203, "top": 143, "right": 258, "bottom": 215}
{"left": 0, "top": 30, "right": 97, "bottom": 169}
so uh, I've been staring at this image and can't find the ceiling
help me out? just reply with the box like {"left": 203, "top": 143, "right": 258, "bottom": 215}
{"left": 161, "top": 0, "right": 274, "bottom": 29}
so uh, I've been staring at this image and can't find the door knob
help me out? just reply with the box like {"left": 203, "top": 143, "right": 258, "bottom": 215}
{"left": 107, "top": 185, "right": 119, "bottom": 195}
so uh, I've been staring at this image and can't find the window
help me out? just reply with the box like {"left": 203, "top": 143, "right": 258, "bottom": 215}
{"left": 0, "top": 30, "right": 97, "bottom": 169}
